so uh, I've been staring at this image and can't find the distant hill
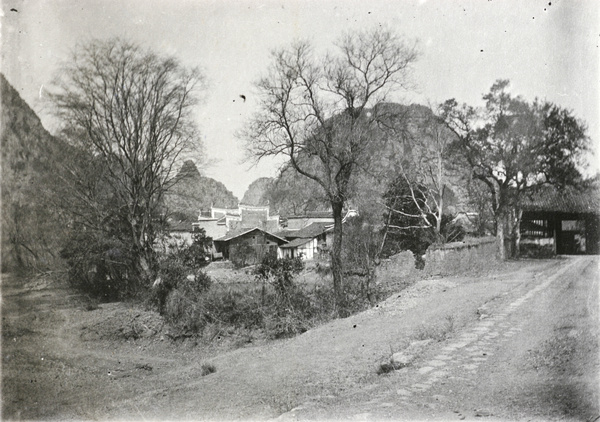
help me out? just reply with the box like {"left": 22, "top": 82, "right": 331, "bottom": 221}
{"left": 1, "top": 74, "right": 70, "bottom": 271}
{"left": 241, "top": 177, "right": 274, "bottom": 206}
{"left": 165, "top": 160, "right": 239, "bottom": 219}
{"left": 243, "top": 103, "right": 471, "bottom": 220}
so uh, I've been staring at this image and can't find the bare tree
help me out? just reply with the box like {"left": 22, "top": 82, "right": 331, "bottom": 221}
{"left": 380, "top": 105, "right": 460, "bottom": 244}
{"left": 49, "top": 38, "right": 205, "bottom": 287}
{"left": 242, "top": 28, "right": 418, "bottom": 311}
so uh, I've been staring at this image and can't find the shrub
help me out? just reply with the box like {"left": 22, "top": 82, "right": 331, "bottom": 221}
{"left": 60, "top": 231, "right": 138, "bottom": 302}
{"left": 230, "top": 241, "right": 257, "bottom": 268}
{"left": 155, "top": 252, "right": 393, "bottom": 342}
{"left": 312, "top": 276, "right": 387, "bottom": 318}
{"left": 201, "top": 286, "right": 264, "bottom": 329}
{"left": 255, "top": 255, "right": 304, "bottom": 300}
{"left": 152, "top": 231, "right": 214, "bottom": 328}
{"left": 253, "top": 255, "right": 313, "bottom": 338}
{"left": 163, "top": 270, "right": 213, "bottom": 332}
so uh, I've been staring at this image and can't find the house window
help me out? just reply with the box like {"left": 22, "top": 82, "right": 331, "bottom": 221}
{"left": 561, "top": 220, "right": 583, "bottom": 232}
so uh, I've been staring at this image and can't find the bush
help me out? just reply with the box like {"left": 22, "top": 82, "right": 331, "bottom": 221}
{"left": 162, "top": 270, "right": 212, "bottom": 332}
{"left": 254, "top": 255, "right": 312, "bottom": 338}
{"left": 60, "top": 232, "right": 139, "bottom": 302}
{"left": 156, "top": 254, "right": 392, "bottom": 342}
{"left": 255, "top": 255, "right": 304, "bottom": 300}
{"left": 311, "top": 276, "right": 387, "bottom": 318}
{"left": 152, "top": 231, "right": 214, "bottom": 328}
{"left": 201, "top": 286, "right": 264, "bottom": 329}
{"left": 230, "top": 241, "right": 257, "bottom": 268}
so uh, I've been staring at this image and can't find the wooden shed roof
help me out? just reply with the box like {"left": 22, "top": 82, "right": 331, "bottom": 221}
{"left": 522, "top": 185, "right": 600, "bottom": 214}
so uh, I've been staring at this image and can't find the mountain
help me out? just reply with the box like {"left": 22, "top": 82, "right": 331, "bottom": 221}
{"left": 165, "top": 160, "right": 239, "bottom": 219}
{"left": 1, "top": 74, "right": 70, "bottom": 271}
{"left": 241, "top": 177, "right": 274, "bottom": 206}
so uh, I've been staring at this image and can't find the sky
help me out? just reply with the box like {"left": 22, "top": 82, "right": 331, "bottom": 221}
{"left": 2, "top": 0, "right": 599, "bottom": 199}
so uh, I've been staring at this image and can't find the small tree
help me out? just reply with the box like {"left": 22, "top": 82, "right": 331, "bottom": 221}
{"left": 242, "top": 27, "right": 418, "bottom": 312}
{"left": 440, "top": 80, "right": 588, "bottom": 258}
{"left": 153, "top": 228, "right": 213, "bottom": 315}
{"left": 49, "top": 38, "right": 206, "bottom": 290}
{"left": 380, "top": 174, "right": 464, "bottom": 267}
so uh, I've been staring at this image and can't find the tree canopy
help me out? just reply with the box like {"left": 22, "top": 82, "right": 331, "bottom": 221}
{"left": 49, "top": 38, "right": 206, "bottom": 294}
{"left": 242, "top": 27, "right": 419, "bottom": 311}
{"left": 440, "top": 80, "right": 589, "bottom": 258}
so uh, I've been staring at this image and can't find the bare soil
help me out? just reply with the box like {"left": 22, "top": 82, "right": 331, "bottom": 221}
{"left": 2, "top": 257, "right": 598, "bottom": 421}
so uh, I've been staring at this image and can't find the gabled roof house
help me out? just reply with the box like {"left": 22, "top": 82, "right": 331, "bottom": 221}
{"left": 213, "top": 227, "right": 288, "bottom": 264}
{"left": 277, "top": 222, "right": 333, "bottom": 260}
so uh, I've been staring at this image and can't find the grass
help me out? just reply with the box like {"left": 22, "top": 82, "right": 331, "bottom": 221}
{"left": 413, "top": 315, "right": 455, "bottom": 342}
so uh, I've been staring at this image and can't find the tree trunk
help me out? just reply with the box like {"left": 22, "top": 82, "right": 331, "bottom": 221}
{"left": 330, "top": 200, "right": 344, "bottom": 314}
{"left": 496, "top": 210, "right": 506, "bottom": 261}
{"left": 512, "top": 208, "right": 523, "bottom": 258}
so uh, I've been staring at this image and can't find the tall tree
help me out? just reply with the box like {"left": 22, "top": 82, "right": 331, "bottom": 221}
{"left": 242, "top": 28, "right": 418, "bottom": 311}
{"left": 440, "top": 80, "right": 588, "bottom": 259}
{"left": 49, "top": 38, "right": 205, "bottom": 289}
{"left": 380, "top": 105, "right": 461, "bottom": 244}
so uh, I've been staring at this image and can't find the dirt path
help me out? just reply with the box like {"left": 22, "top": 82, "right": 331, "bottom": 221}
{"left": 2, "top": 257, "right": 598, "bottom": 421}
{"left": 281, "top": 256, "right": 599, "bottom": 422}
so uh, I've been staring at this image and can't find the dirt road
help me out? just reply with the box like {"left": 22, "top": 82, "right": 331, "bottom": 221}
{"left": 2, "top": 256, "right": 598, "bottom": 421}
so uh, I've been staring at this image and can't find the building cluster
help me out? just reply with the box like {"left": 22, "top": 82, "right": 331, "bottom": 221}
{"left": 164, "top": 183, "right": 600, "bottom": 264}
{"left": 167, "top": 204, "right": 358, "bottom": 264}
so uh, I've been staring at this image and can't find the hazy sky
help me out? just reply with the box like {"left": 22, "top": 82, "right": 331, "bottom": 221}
{"left": 2, "top": 0, "right": 598, "bottom": 198}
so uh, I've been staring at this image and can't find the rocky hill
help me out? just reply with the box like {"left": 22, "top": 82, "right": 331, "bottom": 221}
{"left": 165, "top": 160, "right": 239, "bottom": 219}
{"left": 1, "top": 74, "right": 70, "bottom": 271}
{"left": 241, "top": 177, "right": 274, "bottom": 206}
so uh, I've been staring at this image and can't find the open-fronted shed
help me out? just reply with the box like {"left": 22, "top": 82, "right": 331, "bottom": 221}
{"left": 521, "top": 185, "right": 600, "bottom": 255}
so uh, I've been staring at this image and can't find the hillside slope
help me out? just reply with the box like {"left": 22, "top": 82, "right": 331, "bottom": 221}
{"left": 241, "top": 177, "right": 273, "bottom": 206}
{"left": 0, "top": 74, "right": 70, "bottom": 271}
{"left": 165, "top": 160, "right": 239, "bottom": 219}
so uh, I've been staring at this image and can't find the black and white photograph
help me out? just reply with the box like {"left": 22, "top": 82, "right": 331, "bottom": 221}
{"left": 1, "top": 0, "right": 599, "bottom": 420}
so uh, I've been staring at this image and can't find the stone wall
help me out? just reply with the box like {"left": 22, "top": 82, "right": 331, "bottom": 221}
{"left": 376, "top": 250, "right": 417, "bottom": 283}
{"left": 375, "top": 237, "right": 498, "bottom": 283}
{"left": 423, "top": 237, "right": 497, "bottom": 275}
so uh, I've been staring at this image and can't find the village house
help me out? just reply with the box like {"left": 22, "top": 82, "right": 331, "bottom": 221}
{"left": 281, "top": 209, "right": 358, "bottom": 230}
{"left": 213, "top": 227, "right": 288, "bottom": 265}
{"left": 193, "top": 204, "right": 281, "bottom": 260}
{"left": 167, "top": 205, "right": 359, "bottom": 264}
{"left": 276, "top": 209, "right": 357, "bottom": 260}
{"left": 277, "top": 222, "right": 332, "bottom": 260}
{"left": 203, "top": 204, "right": 281, "bottom": 232}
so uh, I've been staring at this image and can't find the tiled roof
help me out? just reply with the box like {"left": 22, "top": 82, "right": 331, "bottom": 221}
{"left": 285, "top": 211, "right": 334, "bottom": 219}
{"left": 214, "top": 227, "right": 287, "bottom": 243}
{"left": 276, "top": 222, "right": 332, "bottom": 239}
{"left": 279, "top": 238, "right": 313, "bottom": 249}
{"left": 522, "top": 185, "right": 600, "bottom": 214}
